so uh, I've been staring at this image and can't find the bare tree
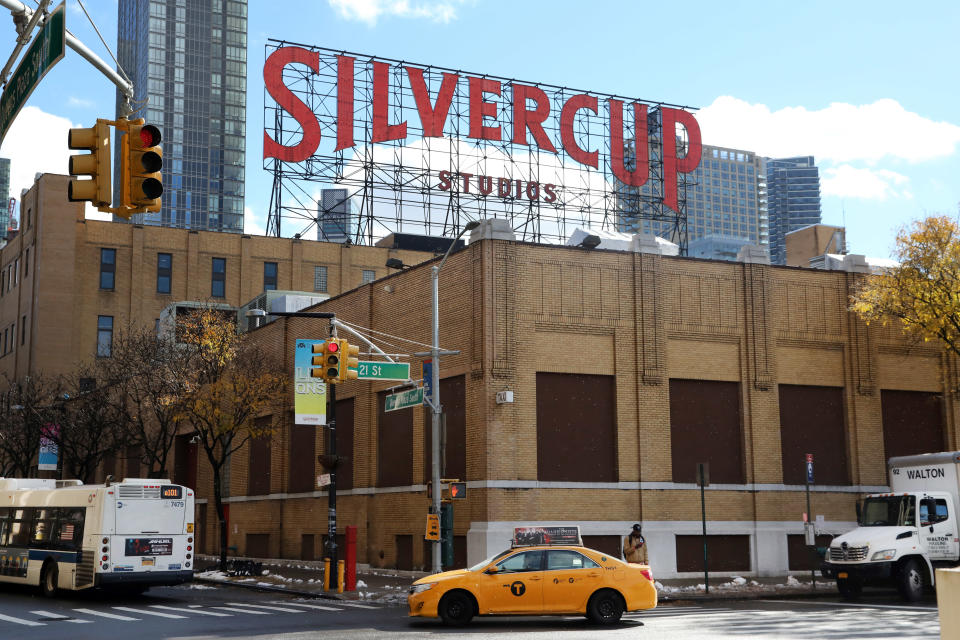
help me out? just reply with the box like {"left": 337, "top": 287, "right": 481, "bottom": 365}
{"left": 0, "top": 374, "right": 59, "bottom": 477}
{"left": 177, "top": 308, "right": 288, "bottom": 570}
{"left": 101, "top": 326, "right": 194, "bottom": 479}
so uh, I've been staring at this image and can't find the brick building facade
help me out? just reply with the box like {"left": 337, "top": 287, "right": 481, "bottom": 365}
{"left": 199, "top": 227, "right": 959, "bottom": 578}
{"left": 0, "top": 174, "right": 434, "bottom": 380}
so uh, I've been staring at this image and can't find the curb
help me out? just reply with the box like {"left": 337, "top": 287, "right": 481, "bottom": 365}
{"left": 193, "top": 576, "right": 349, "bottom": 601}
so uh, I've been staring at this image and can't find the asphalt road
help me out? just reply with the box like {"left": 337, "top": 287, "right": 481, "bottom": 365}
{"left": 0, "top": 582, "right": 940, "bottom": 639}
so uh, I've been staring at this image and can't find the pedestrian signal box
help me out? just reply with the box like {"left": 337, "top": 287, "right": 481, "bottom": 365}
{"left": 449, "top": 481, "right": 466, "bottom": 499}
{"left": 425, "top": 513, "right": 440, "bottom": 541}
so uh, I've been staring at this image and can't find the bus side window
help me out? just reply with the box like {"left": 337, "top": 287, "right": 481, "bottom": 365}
{"left": 33, "top": 508, "right": 55, "bottom": 545}
{"left": 55, "top": 508, "right": 86, "bottom": 550}
{"left": 0, "top": 508, "right": 10, "bottom": 545}
{"left": 9, "top": 508, "right": 35, "bottom": 546}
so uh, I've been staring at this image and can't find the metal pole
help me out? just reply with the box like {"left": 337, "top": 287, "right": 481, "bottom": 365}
{"left": 431, "top": 264, "right": 442, "bottom": 574}
{"left": 700, "top": 464, "right": 708, "bottom": 594}
{"left": 806, "top": 470, "right": 815, "bottom": 589}
{"left": 326, "top": 334, "right": 338, "bottom": 588}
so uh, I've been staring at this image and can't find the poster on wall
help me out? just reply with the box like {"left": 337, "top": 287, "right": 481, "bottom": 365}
{"left": 294, "top": 339, "right": 327, "bottom": 425}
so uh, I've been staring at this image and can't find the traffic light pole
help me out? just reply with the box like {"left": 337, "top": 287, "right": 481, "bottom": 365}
{"left": 430, "top": 262, "right": 442, "bottom": 574}
{"left": 326, "top": 363, "right": 338, "bottom": 588}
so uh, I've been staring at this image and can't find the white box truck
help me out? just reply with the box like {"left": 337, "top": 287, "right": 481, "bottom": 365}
{"left": 822, "top": 451, "right": 960, "bottom": 601}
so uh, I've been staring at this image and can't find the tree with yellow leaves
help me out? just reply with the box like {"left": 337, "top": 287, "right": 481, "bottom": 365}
{"left": 176, "top": 307, "right": 288, "bottom": 570}
{"left": 851, "top": 215, "right": 960, "bottom": 356}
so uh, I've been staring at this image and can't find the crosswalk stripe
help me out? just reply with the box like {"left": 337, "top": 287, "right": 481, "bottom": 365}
{"left": 211, "top": 606, "right": 272, "bottom": 615}
{"left": 150, "top": 605, "right": 232, "bottom": 617}
{"left": 0, "top": 612, "right": 46, "bottom": 627}
{"left": 30, "top": 610, "right": 92, "bottom": 624}
{"left": 73, "top": 608, "right": 139, "bottom": 621}
{"left": 112, "top": 606, "right": 186, "bottom": 619}
{"left": 268, "top": 600, "right": 342, "bottom": 612}
{"left": 225, "top": 602, "right": 306, "bottom": 613}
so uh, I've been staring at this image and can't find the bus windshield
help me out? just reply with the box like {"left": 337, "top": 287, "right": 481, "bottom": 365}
{"left": 861, "top": 495, "right": 915, "bottom": 527}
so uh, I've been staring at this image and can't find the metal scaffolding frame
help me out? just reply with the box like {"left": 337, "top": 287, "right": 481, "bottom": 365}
{"left": 264, "top": 40, "right": 694, "bottom": 250}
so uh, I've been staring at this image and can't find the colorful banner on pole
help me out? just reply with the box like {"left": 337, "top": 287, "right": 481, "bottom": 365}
{"left": 294, "top": 339, "right": 326, "bottom": 425}
{"left": 38, "top": 423, "right": 58, "bottom": 471}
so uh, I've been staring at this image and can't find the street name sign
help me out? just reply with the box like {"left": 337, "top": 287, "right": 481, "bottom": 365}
{"left": 0, "top": 2, "right": 65, "bottom": 144}
{"left": 357, "top": 360, "right": 410, "bottom": 381}
{"left": 385, "top": 386, "right": 423, "bottom": 412}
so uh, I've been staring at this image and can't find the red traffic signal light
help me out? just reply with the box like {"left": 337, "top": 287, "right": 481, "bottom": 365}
{"left": 311, "top": 340, "right": 341, "bottom": 382}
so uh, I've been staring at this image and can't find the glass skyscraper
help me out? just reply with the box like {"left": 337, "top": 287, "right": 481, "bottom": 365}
{"left": 765, "top": 156, "right": 822, "bottom": 265}
{"left": 115, "top": 0, "right": 247, "bottom": 232}
{"left": 317, "top": 189, "right": 353, "bottom": 243}
{"left": 0, "top": 157, "right": 9, "bottom": 240}
{"left": 618, "top": 144, "right": 767, "bottom": 258}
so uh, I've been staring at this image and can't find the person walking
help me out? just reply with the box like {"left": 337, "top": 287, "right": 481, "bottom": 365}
{"left": 623, "top": 523, "right": 648, "bottom": 564}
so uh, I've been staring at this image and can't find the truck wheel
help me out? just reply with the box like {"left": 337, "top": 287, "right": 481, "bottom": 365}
{"left": 836, "top": 577, "right": 861, "bottom": 600}
{"left": 40, "top": 560, "right": 58, "bottom": 598}
{"left": 438, "top": 591, "right": 474, "bottom": 626}
{"left": 897, "top": 559, "right": 925, "bottom": 602}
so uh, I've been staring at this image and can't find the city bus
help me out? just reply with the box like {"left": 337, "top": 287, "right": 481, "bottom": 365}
{"left": 0, "top": 477, "right": 195, "bottom": 596}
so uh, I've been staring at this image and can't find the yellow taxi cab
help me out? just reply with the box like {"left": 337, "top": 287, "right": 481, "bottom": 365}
{"left": 408, "top": 527, "right": 656, "bottom": 626}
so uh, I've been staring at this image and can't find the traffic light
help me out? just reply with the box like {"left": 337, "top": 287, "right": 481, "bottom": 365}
{"left": 67, "top": 120, "right": 111, "bottom": 206}
{"left": 425, "top": 514, "right": 440, "bottom": 541}
{"left": 449, "top": 482, "right": 467, "bottom": 500}
{"left": 121, "top": 118, "right": 163, "bottom": 215}
{"left": 338, "top": 339, "right": 360, "bottom": 381}
{"left": 312, "top": 340, "right": 341, "bottom": 382}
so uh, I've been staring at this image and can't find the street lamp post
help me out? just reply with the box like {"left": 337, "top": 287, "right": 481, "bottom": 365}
{"left": 427, "top": 220, "right": 480, "bottom": 573}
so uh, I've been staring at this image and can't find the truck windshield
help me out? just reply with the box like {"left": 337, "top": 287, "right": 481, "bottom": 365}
{"left": 861, "top": 495, "right": 915, "bottom": 527}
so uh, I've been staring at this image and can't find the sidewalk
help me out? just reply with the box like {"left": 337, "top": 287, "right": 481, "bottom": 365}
{"left": 194, "top": 556, "right": 839, "bottom": 604}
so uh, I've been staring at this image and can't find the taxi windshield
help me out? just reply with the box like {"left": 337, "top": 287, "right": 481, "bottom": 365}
{"left": 468, "top": 549, "right": 511, "bottom": 572}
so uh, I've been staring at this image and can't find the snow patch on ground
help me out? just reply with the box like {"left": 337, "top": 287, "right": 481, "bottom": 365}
{"left": 356, "top": 580, "right": 368, "bottom": 588}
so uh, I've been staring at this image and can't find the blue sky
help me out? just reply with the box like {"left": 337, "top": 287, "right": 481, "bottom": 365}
{"left": 1, "top": 0, "right": 958, "bottom": 259}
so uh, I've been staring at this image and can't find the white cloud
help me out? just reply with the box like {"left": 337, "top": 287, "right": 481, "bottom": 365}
{"left": 696, "top": 96, "right": 960, "bottom": 164}
{"left": 0, "top": 106, "right": 76, "bottom": 202}
{"left": 67, "top": 96, "right": 95, "bottom": 108}
{"left": 328, "top": 0, "right": 463, "bottom": 25}
{"left": 822, "top": 165, "right": 910, "bottom": 201}
{"left": 243, "top": 206, "right": 268, "bottom": 236}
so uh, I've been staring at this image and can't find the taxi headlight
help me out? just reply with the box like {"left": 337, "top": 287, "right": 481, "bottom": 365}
{"left": 871, "top": 549, "right": 896, "bottom": 561}
{"left": 409, "top": 582, "right": 436, "bottom": 595}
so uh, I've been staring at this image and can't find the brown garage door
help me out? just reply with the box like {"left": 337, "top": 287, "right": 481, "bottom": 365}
{"left": 675, "top": 534, "right": 750, "bottom": 572}
{"left": 378, "top": 391, "right": 412, "bottom": 487}
{"left": 778, "top": 385, "right": 850, "bottom": 485}
{"left": 670, "top": 380, "right": 744, "bottom": 484}
{"left": 423, "top": 376, "right": 466, "bottom": 482}
{"left": 536, "top": 373, "right": 617, "bottom": 482}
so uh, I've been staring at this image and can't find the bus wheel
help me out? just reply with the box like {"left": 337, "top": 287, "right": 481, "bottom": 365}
{"left": 40, "top": 560, "right": 59, "bottom": 598}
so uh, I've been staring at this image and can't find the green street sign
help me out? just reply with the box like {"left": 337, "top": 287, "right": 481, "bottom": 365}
{"left": 385, "top": 386, "right": 423, "bottom": 412}
{"left": 356, "top": 360, "right": 410, "bottom": 381}
{"left": 0, "top": 2, "right": 66, "bottom": 144}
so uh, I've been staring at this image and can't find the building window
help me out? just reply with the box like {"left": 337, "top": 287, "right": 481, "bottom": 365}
{"left": 264, "top": 262, "right": 277, "bottom": 291}
{"left": 157, "top": 253, "right": 172, "bottom": 294}
{"left": 100, "top": 248, "right": 116, "bottom": 290}
{"left": 97, "top": 315, "right": 113, "bottom": 357}
{"left": 20, "top": 315, "right": 25, "bottom": 345}
{"left": 211, "top": 258, "right": 226, "bottom": 298}
{"left": 669, "top": 379, "right": 745, "bottom": 484}
{"left": 314, "top": 266, "right": 327, "bottom": 292}
{"left": 361, "top": 269, "right": 375, "bottom": 284}
{"left": 24, "top": 248, "right": 28, "bottom": 277}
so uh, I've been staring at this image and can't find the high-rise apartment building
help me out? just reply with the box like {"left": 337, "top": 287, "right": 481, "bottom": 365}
{"left": 765, "top": 156, "right": 822, "bottom": 265}
{"left": 116, "top": 0, "right": 247, "bottom": 233}
{"left": 317, "top": 189, "right": 353, "bottom": 243}
{"left": 0, "top": 158, "right": 9, "bottom": 240}
{"left": 618, "top": 144, "right": 767, "bottom": 258}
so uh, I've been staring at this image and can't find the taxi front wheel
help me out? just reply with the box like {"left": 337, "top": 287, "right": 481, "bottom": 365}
{"left": 587, "top": 589, "right": 624, "bottom": 625}
{"left": 439, "top": 591, "right": 475, "bottom": 626}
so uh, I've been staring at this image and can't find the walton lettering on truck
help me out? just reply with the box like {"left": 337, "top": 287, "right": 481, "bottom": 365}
{"left": 822, "top": 451, "right": 960, "bottom": 602}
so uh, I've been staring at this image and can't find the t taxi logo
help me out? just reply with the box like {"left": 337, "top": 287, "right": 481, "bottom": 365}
{"left": 510, "top": 581, "right": 526, "bottom": 597}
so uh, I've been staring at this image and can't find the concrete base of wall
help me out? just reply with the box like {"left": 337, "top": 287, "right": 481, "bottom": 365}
{"left": 467, "top": 519, "right": 858, "bottom": 578}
